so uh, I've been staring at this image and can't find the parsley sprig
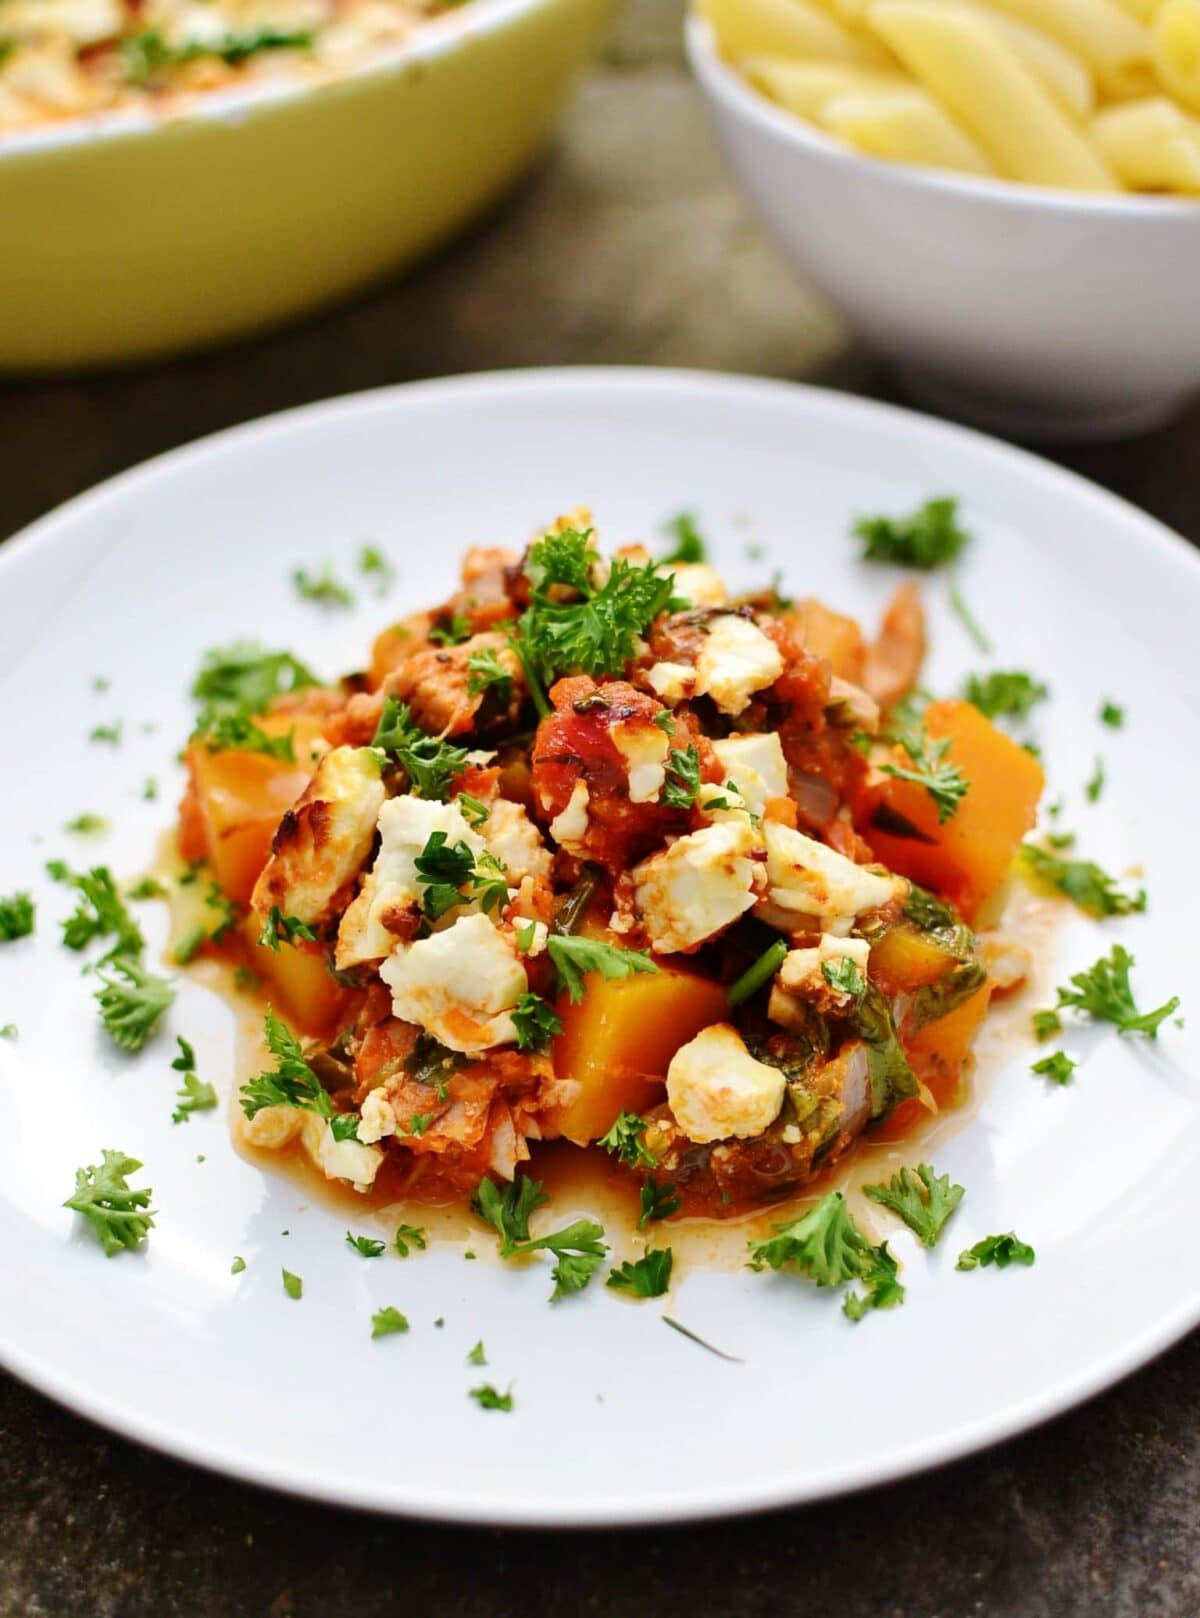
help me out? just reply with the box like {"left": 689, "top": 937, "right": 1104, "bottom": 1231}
{"left": 607, "top": 1248, "right": 673, "bottom": 1298}
{"left": 854, "top": 497, "right": 969, "bottom": 569}
{"left": 1018, "top": 843, "right": 1145, "bottom": 919}
{"left": 371, "top": 696, "right": 469, "bottom": 800}
{"left": 1054, "top": 945, "right": 1179, "bottom": 1037}
{"left": 258, "top": 906, "right": 319, "bottom": 951}
{"left": 863, "top": 1162, "right": 964, "bottom": 1248}
{"left": 598, "top": 1110, "right": 658, "bottom": 1169}
{"left": 511, "top": 526, "right": 677, "bottom": 701}
{"left": 879, "top": 719, "right": 969, "bottom": 823}
{"left": 65, "top": 1151, "right": 155, "bottom": 1256}
{"left": 957, "top": 1233, "right": 1035, "bottom": 1271}
{"left": 466, "top": 647, "right": 514, "bottom": 707}
{"left": 171, "top": 1036, "right": 217, "bottom": 1123}
{"left": 191, "top": 642, "right": 317, "bottom": 717}
{"left": 661, "top": 511, "right": 707, "bottom": 565}
{"left": 239, "top": 1009, "right": 332, "bottom": 1119}
{"left": 964, "top": 670, "right": 1048, "bottom": 720}
{"left": 511, "top": 992, "right": 562, "bottom": 1052}
{"left": 413, "top": 832, "right": 508, "bottom": 921}
{"left": 748, "top": 1190, "right": 904, "bottom": 1320}
{"left": 546, "top": 935, "right": 659, "bottom": 1003}
{"left": 0, "top": 891, "right": 34, "bottom": 942}
{"left": 94, "top": 956, "right": 175, "bottom": 1053}
{"left": 661, "top": 745, "right": 702, "bottom": 810}
{"left": 48, "top": 862, "right": 144, "bottom": 958}
{"left": 472, "top": 1176, "right": 608, "bottom": 1301}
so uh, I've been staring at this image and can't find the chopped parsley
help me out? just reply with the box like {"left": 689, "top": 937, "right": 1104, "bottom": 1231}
{"left": 171, "top": 1036, "right": 217, "bottom": 1123}
{"left": 371, "top": 696, "right": 469, "bottom": 800}
{"left": 546, "top": 934, "right": 659, "bottom": 1004}
{"left": 89, "top": 721, "right": 122, "bottom": 746}
{"left": 661, "top": 511, "right": 707, "bottom": 565}
{"left": 457, "top": 792, "right": 490, "bottom": 828}
{"left": 371, "top": 1306, "right": 410, "bottom": 1338}
{"left": 638, "top": 1177, "right": 681, "bottom": 1229}
{"left": 607, "top": 1248, "right": 673, "bottom": 1298}
{"left": 1032, "top": 1050, "right": 1077, "bottom": 1084}
{"left": 853, "top": 496, "right": 969, "bottom": 569}
{"left": 511, "top": 525, "right": 677, "bottom": 704}
{"left": 0, "top": 891, "right": 35, "bottom": 942}
{"left": 1100, "top": 701, "right": 1124, "bottom": 729}
{"left": 239, "top": 1008, "right": 332, "bottom": 1119}
{"left": 429, "top": 611, "right": 472, "bottom": 648}
{"left": 727, "top": 938, "right": 788, "bottom": 1007}
{"left": 94, "top": 956, "right": 175, "bottom": 1053}
{"left": 467, "top": 1339, "right": 487, "bottom": 1365}
{"left": 863, "top": 1162, "right": 964, "bottom": 1248}
{"left": 512, "top": 992, "right": 562, "bottom": 1052}
{"left": 358, "top": 545, "right": 395, "bottom": 594}
{"left": 394, "top": 1223, "right": 427, "bottom": 1257}
{"left": 1054, "top": 944, "right": 1179, "bottom": 1037}
{"left": 1032, "top": 1009, "right": 1062, "bottom": 1041}
{"left": 1085, "top": 756, "right": 1106, "bottom": 803}
{"left": 192, "top": 642, "right": 317, "bottom": 717}
{"left": 963, "top": 670, "right": 1048, "bottom": 720}
{"left": 598, "top": 1110, "right": 658, "bottom": 1170}
{"left": 64, "top": 813, "right": 109, "bottom": 835}
{"left": 65, "top": 1151, "right": 155, "bottom": 1256}
{"left": 661, "top": 745, "right": 702, "bottom": 810}
{"left": 346, "top": 1232, "right": 386, "bottom": 1258}
{"left": 122, "top": 25, "right": 313, "bottom": 83}
{"left": 821, "top": 956, "right": 867, "bottom": 1002}
{"left": 472, "top": 1175, "right": 607, "bottom": 1300}
{"left": 195, "top": 711, "right": 295, "bottom": 762}
{"left": 143, "top": 777, "right": 159, "bottom": 801}
{"left": 880, "top": 719, "right": 969, "bottom": 823}
{"left": 1018, "top": 843, "right": 1145, "bottom": 918}
{"left": 469, "top": 1383, "right": 513, "bottom": 1412}
{"left": 282, "top": 1268, "right": 304, "bottom": 1300}
{"left": 956, "top": 1233, "right": 1035, "bottom": 1271}
{"left": 413, "top": 832, "right": 507, "bottom": 921}
{"left": 231, "top": 1256, "right": 246, "bottom": 1274}
{"left": 292, "top": 563, "right": 354, "bottom": 607}
{"left": 258, "top": 906, "right": 320, "bottom": 952}
{"left": 748, "top": 1190, "right": 905, "bottom": 1320}
{"left": 465, "top": 647, "right": 514, "bottom": 707}
{"left": 0, "top": 1024, "right": 17, "bottom": 1039}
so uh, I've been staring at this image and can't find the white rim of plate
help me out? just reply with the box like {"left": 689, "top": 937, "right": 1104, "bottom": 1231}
{"left": 1, "top": 368, "right": 1198, "bottom": 1525}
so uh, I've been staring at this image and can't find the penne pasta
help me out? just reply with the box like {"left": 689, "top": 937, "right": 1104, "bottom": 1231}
{"left": 1152, "top": 0, "right": 1200, "bottom": 112}
{"left": 955, "top": 0, "right": 1155, "bottom": 98}
{"left": 867, "top": 2, "right": 1121, "bottom": 188}
{"left": 697, "top": 0, "right": 894, "bottom": 67}
{"left": 957, "top": 5, "right": 1097, "bottom": 117}
{"left": 739, "top": 55, "right": 909, "bottom": 118}
{"left": 1093, "top": 95, "right": 1200, "bottom": 188}
{"left": 818, "top": 84, "right": 997, "bottom": 171}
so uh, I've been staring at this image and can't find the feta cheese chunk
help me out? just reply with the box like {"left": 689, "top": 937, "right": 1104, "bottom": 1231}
{"left": 759, "top": 821, "right": 899, "bottom": 933}
{"left": 645, "top": 661, "right": 695, "bottom": 705}
{"left": 633, "top": 820, "right": 763, "bottom": 953}
{"left": 482, "top": 797, "right": 552, "bottom": 883}
{"left": 252, "top": 746, "right": 385, "bottom": 929}
{"left": 610, "top": 716, "right": 670, "bottom": 804}
{"left": 693, "top": 614, "right": 784, "bottom": 716}
{"left": 712, "top": 733, "right": 789, "bottom": 818}
{"left": 667, "top": 562, "right": 728, "bottom": 608}
{"left": 667, "top": 1023, "right": 786, "bottom": 1143}
{"left": 357, "top": 1086, "right": 398, "bottom": 1146}
{"left": 380, "top": 911, "right": 527, "bottom": 1054}
{"left": 548, "top": 779, "right": 590, "bottom": 850}
{"left": 336, "top": 795, "right": 486, "bottom": 969}
{"left": 769, "top": 934, "right": 871, "bottom": 1028}
{"left": 300, "top": 1114, "right": 383, "bottom": 1193}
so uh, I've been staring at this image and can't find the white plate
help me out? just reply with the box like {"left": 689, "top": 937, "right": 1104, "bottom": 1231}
{"left": 0, "top": 369, "right": 1196, "bottom": 1526}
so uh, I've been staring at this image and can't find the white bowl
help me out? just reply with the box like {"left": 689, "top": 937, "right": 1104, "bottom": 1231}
{"left": 686, "top": 14, "right": 1200, "bottom": 442}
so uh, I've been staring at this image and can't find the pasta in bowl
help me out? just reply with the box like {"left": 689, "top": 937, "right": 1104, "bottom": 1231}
{"left": 687, "top": 3, "right": 1200, "bottom": 439}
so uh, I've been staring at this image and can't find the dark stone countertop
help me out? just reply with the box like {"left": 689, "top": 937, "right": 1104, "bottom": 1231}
{"left": 2, "top": 5, "right": 1197, "bottom": 1613}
